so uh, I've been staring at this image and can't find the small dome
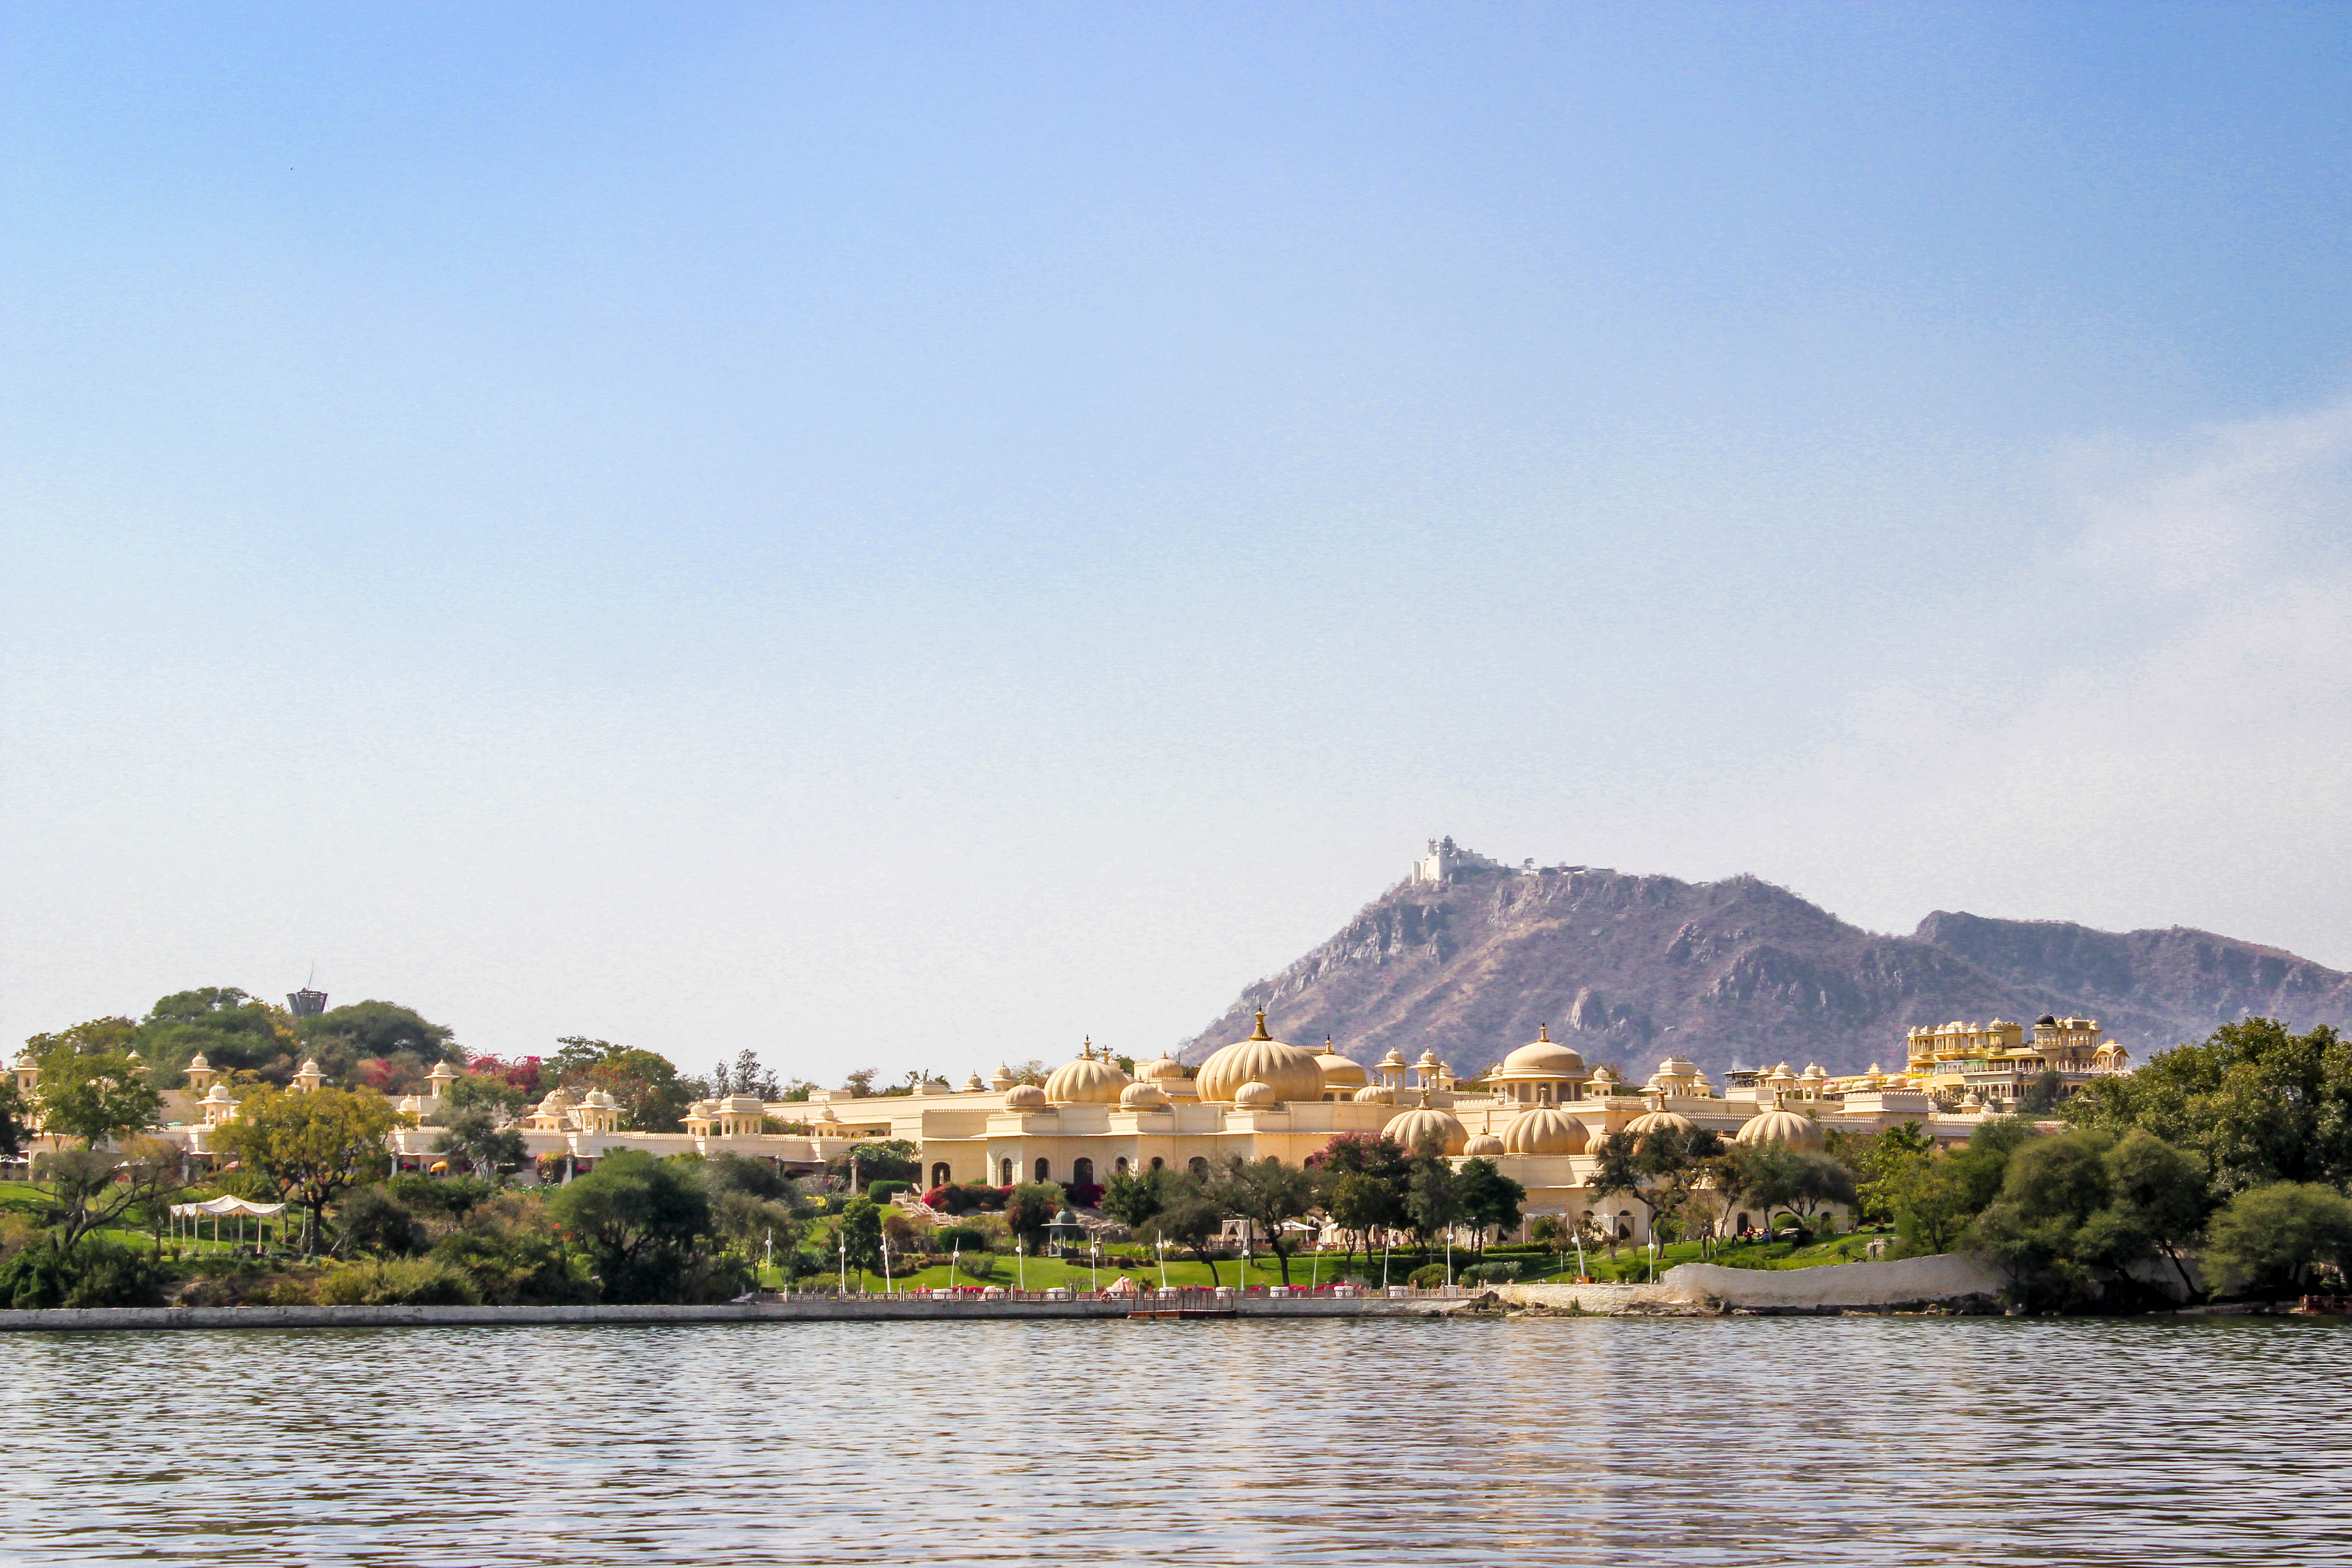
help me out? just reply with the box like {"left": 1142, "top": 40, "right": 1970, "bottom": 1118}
{"left": 1463, "top": 1133, "right": 1505, "bottom": 1156}
{"left": 2036, "top": 1013, "right": 2058, "bottom": 1026}
{"left": 813, "top": 1104, "right": 840, "bottom": 1123}
{"left": 1005, "top": 1083, "right": 1048, "bottom": 1110}
{"left": 1414, "top": 1049, "right": 1443, "bottom": 1071}
{"left": 1353, "top": 1084, "right": 1396, "bottom": 1104}
{"left": 1801, "top": 1063, "right": 1827, "bottom": 1081}
{"left": 202, "top": 1083, "right": 235, "bottom": 1103}
{"left": 1195, "top": 1013, "right": 1324, "bottom": 1105}
{"left": 1735, "top": 1107, "right": 1824, "bottom": 1151}
{"left": 1498, "top": 1025, "right": 1585, "bottom": 1078}
{"left": 1589, "top": 1065, "right": 1621, "bottom": 1088}
{"left": 1119, "top": 1081, "right": 1168, "bottom": 1109}
{"left": 1377, "top": 1047, "right": 1408, "bottom": 1069}
{"left": 582, "top": 1090, "right": 617, "bottom": 1109}
{"left": 962, "top": 1073, "right": 985, "bottom": 1092}
{"left": 186, "top": 1053, "right": 211, "bottom": 1071}
{"left": 1501, "top": 1106, "right": 1590, "bottom": 1155}
{"left": 1315, "top": 1042, "right": 1369, "bottom": 1091}
{"left": 295, "top": 1059, "right": 322, "bottom": 1076}
{"left": 1138, "top": 1055, "right": 1187, "bottom": 1083}
{"left": 1044, "top": 1046, "right": 1131, "bottom": 1106}
{"left": 1382, "top": 1106, "right": 1468, "bottom": 1156}
{"left": 1234, "top": 1081, "right": 1280, "bottom": 1109}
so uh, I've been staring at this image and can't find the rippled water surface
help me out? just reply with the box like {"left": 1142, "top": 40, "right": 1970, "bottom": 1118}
{"left": 7, "top": 1315, "right": 2351, "bottom": 1566}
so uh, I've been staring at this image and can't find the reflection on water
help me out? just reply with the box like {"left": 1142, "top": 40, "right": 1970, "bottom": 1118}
{"left": 6, "top": 1316, "right": 2350, "bottom": 1566}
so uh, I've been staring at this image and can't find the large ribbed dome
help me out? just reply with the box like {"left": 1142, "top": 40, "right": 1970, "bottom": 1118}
{"left": 1501, "top": 1106, "right": 1590, "bottom": 1156}
{"left": 1119, "top": 1081, "right": 1168, "bottom": 1109}
{"left": 1004, "top": 1083, "right": 1048, "bottom": 1110}
{"left": 1353, "top": 1084, "right": 1396, "bottom": 1104}
{"left": 1381, "top": 1106, "right": 1468, "bottom": 1156}
{"left": 1044, "top": 1045, "right": 1130, "bottom": 1105}
{"left": 1315, "top": 1042, "right": 1369, "bottom": 1092}
{"left": 1497, "top": 1024, "right": 1585, "bottom": 1079}
{"left": 1734, "top": 1107, "right": 1825, "bottom": 1151}
{"left": 1195, "top": 1013, "right": 1324, "bottom": 1105}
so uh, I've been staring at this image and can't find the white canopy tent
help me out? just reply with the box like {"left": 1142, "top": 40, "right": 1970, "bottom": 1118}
{"left": 170, "top": 1195, "right": 289, "bottom": 1251}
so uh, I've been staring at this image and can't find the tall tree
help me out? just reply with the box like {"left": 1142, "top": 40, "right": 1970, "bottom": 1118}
{"left": 2064, "top": 1018, "right": 2352, "bottom": 1196}
{"left": 215, "top": 1085, "right": 408, "bottom": 1254}
{"left": 32, "top": 1136, "right": 187, "bottom": 1257}
{"left": 1455, "top": 1158, "right": 1527, "bottom": 1255}
{"left": 547, "top": 1150, "right": 721, "bottom": 1302}
{"left": 1099, "top": 1167, "right": 1167, "bottom": 1234}
{"left": 550, "top": 1037, "right": 696, "bottom": 1133}
{"left": 1212, "top": 1156, "right": 1318, "bottom": 1284}
{"left": 1151, "top": 1175, "right": 1228, "bottom": 1286}
{"left": 27, "top": 1019, "right": 162, "bottom": 1147}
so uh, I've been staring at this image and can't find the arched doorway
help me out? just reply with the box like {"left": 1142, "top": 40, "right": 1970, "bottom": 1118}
{"left": 999, "top": 1157, "right": 1014, "bottom": 1185}
{"left": 1073, "top": 1157, "right": 1094, "bottom": 1187}
{"left": 1112, "top": 1157, "right": 1129, "bottom": 1176}
{"left": 1034, "top": 1157, "right": 1051, "bottom": 1183}
{"left": 1188, "top": 1157, "right": 1208, "bottom": 1175}
{"left": 930, "top": 1162, "right": 951, "bottom": 1190}
{"left": 1616, "top": 1211, "right": 1633, "bottom": 1240}
{"left": 1148, "top": 1156, "right": 1164, "bottom": 1172}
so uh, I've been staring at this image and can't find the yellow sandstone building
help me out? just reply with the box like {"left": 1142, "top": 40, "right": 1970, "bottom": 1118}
{"left": 12, "top": 1008, "right": 2133, "bottom": 1245}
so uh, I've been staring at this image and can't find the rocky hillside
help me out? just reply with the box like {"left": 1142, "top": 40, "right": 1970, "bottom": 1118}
{"left": 1175, "top": 858, "right": 2352, "bottom": 1083}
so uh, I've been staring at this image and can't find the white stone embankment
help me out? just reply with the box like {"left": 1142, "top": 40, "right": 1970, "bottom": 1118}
{"left": 1495, "top": 1252, "right": 2007, "bottom": 1315}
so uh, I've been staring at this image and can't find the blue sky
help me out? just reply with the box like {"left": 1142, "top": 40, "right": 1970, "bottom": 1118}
{"left": 6, "top": 4, "right": 2352, "bottom": 1078}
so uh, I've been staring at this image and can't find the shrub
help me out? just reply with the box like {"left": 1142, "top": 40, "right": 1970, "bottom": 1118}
{"left": 1462, "top": 1261, "right": 1522, "bottom": 1284}
{"left": 935, "top": 1225, "right": 990, "bottom": 1254}
{"left": 867, "top": 1180, "right": 910, "bottom": 1203}
{"left": 334, "top": 1185, "right": 426, "bottom": 1257}
{"left": 0, "top": 1240, "right": 171, "bottom": 1310}
{"left": 1064, "top": 1183, "right": 1104, "bottom": 1209}
{"left": 1407, "top": 1263, "right": 1452, "bottom": 1289}
{"left": 316, "top": 1258, "right": 484, "bottom": 1307}
{"left": 957, "top": 1254, "right": 998, "bottom": 1280}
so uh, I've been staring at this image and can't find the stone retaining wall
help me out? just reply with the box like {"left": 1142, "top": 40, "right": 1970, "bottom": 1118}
{"left": 0, "top": 1295, "right": 1440, "bottom": 1332}
{"left": 1495, "top": 1253, "right": 2008, "bottom": 1314}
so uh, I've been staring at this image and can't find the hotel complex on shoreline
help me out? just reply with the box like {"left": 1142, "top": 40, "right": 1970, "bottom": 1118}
{"left": 13, "top": 1007, "right": 2131, "bottom": 1246}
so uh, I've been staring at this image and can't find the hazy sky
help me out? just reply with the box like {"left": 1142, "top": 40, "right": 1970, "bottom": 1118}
{"left": 7, "top": 4, "right": 2352, "bottom": 1081}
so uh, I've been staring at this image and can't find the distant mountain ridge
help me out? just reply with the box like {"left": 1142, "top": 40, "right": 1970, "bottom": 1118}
{"left": 1174, "top": 856, "right": 2352, "bottom": 1083}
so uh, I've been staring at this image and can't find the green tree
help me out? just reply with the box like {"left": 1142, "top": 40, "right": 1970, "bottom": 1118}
{"left": 1099, "top": 1167, "right": 1167, "bottom": 1234}
{"left": 0, "top": 1074, "right": 25, "bottom": 1160}
{"left": 1404, "top": 1141, "right": 1463, "bottom": 1253}
{"left": 547, "top": 1150, "right": 726, "bottom": 1301}
{"left": 1590, "top": 1123, "right": 1728, "bottom": 1245}
{"left": 1150, "top": 1175, "right": 1228, "bottom": 1286}
{"left": 834, "top": 1195, "right": 884, "bottom": 1284}
{"left": 2100, "top": 1129, "right": 2211, "bottom": 1298}
{"left": 444, "top": 1072, "right": 524, "bottom": 1118}
{"left": 431, "top": 1103, "right": 527, "bottom": 1180}
{"left": 1455, "top": 1157, "right": 1527, "bottom": 1254}
{"left": 1884, "top": 1154, "right": 1982, "bottom": 1256}
{"left": 138, "top": 989, "right": 299, "bottom": 1085}
{"left": 27, "top": 1019, "right": 162, "bottom": 1147}
{"left": 1328, "top": 1173, "right": 1397, "bottom": 1266}
{"left": 549, "top": 1038, "right": 697, "bottom": 1133}
{"left": 2202, "top": 1182, "right": 2352, "bottom": 1299}
{"left": 825, "top": 1137, "right": 919, "bottom": 1191}
{"left": 1829, "top": 1121, "right": 1934, "bottom": 1225}
{"left": 215, "top": 1085, "right": 408, "bottom": 1255}
{"left": 2019, "top": 1069, "right": 2067, "bottom": 1115}
{"left": 2063, "top": 1018, "right": 2352, "bottom": 1196}
{"left": 1211, "top": 1156, "right": 1318, "bottom": 1284}
{"left": 1971, "top": 1129, "right": 2121, "bottom": 1310}
{"left": 1001, "top": 1181, "right": 1063, "bottom": 1252}
{"left": 29, "top": 1135, "right": 187, "bottom": 1257}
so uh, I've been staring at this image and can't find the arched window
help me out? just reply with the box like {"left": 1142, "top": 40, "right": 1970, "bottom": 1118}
{"left": 1034, "top": 1157, "right": 1051, "bottom": 1183}
{"left": 1616, "top": 1211, "right": 1633, "bottom": 1240}
{"left": 930, "top": 1163, "right": 951, "bottom": 1190}
{"left": 1188, "top": 1157, "right": 1208, "bottom": 1176}
{"left": 1072, "top": 1157, "right": 1094, "bottom": 1187}
{"left": 1149, "top": 1156, "right": 1164, "bottom": 1172}
{"left": 999, "top": 1157, "right": 1013, "bottom": 1185}
{"left": 1113, "top": 1157, "right": 1129, "bottom": 1176}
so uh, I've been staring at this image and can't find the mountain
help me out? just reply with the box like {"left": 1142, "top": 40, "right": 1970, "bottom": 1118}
{"left": 1174, "top": 853, "right": 2352, "bottom": 1083}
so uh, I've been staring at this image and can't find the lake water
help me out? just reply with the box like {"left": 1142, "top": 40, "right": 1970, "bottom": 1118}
{"left": 6, "top": 1315, "right": 2349, "bottom": 1566}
